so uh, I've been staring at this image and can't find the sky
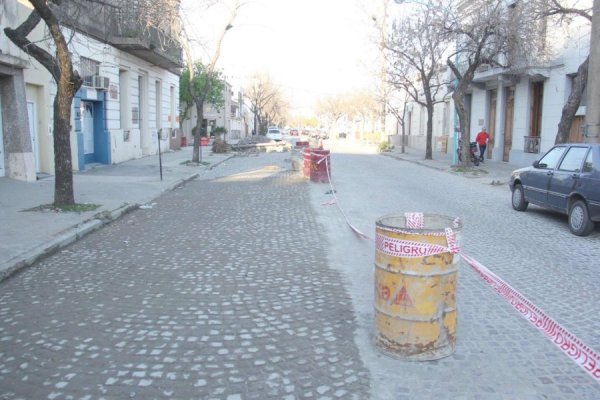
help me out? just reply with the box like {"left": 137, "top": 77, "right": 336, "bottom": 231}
{"left": 181, "top": 0, "right": 381, "bottom": 115}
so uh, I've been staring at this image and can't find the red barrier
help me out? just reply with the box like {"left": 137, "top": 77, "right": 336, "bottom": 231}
{"left": 310, "top": 149, "right": 330, "bottom": 183}
{"left": 303, "top": 148, "right": 311, "bottom": 178}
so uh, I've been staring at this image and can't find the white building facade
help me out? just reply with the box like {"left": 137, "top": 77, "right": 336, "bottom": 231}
{"left": 388, "top": 2, "right": 592, "bottom": 165}
{"left": 181, "top": 83, "right": 251, "bottom": 143}
{"left": 0, "top": 0, "right": 182, "bottom": 181}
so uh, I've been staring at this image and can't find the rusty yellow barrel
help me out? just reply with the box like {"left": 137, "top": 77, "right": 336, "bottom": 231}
{"left": 374, "top": 213, "right": 462, "bottom": 360}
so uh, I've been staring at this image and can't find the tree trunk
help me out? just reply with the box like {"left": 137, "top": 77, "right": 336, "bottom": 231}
{"left": 5, "top": 1, "right": 82, "bottom": 205}
{"left": 53, "top": 80, "right": 75, "bottom": 205}
{"left": 192, "top": 100, "right": 204, "bottom": 163}
{"left": 425, "top": 102, "right": 434, "bottom": 160}
{"left": 555, "top": 57, "right": 589, "bottom": 144}
{"left": 450, "top": 61, "right": 478, "bottom": 167}
{"left": 401, "top": 106, "right": 406, "bottom": 154}
{"left": 453, "top": 90, "right": 471, "bottom": 167}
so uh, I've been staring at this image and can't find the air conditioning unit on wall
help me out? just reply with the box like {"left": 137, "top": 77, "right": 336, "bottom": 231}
{"left": 93, "top": 75, "right": 110, "bottom": 90}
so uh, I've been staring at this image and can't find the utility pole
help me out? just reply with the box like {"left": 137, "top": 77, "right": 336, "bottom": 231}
{"left": 585, "top": 0, "right": 600, "bottom": 143}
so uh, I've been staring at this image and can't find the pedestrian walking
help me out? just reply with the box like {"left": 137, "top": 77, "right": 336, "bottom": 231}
{"left": 475, "top": 127, "right": 490, "bottom": 162}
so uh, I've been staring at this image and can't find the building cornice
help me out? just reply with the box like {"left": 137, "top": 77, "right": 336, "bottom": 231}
{"left": 0, "top": 53, "right": 29, "bottom": 69}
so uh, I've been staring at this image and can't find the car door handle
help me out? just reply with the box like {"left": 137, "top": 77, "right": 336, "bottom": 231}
{"left": 571, "top": 174, "right": 580, "bottom": 179}
{"left": 546, "top": 171, "right": 554, "bottom": 176}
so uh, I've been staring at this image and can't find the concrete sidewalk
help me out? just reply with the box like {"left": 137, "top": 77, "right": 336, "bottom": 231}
{"left": 384, "top": 144, "right": 526, "bottom": 185}
{"left": 0, "top": 146, "right": 232, "bottom": 281}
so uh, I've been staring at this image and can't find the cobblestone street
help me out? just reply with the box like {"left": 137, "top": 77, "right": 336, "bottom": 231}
{"left": 1, "top": 149, "right": 599, "bottom": 399}
{"left": 0, "top": 159, "right": 369, "bottom": 399}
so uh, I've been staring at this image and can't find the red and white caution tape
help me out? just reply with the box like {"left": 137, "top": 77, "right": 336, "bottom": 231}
{"left": 375, "top": 229, "right": 459, "bottom": 258}
{"left": 460, "top": 252, "right": 600, "bottom": 382}
{"left": 393, "top": 213, "right": 600, "bottom": 381}
{"left": 321, "top": 156, "right": 371, "bottom": 240}
{"left": 398, "top": 213, "right": 600, "bottom": 380}
{"left": 405, "top": 212, "right": 424, "bottom": 229}
{"left": 321, "top": 182, "right": 600, "bottom": 381}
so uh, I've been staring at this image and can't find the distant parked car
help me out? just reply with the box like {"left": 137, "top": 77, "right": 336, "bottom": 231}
{"left": 266, "top": 128, "right": 282, "bottom": 141}
{"left": 316, "top": 130, "right": 329, "bottom": 140}
{"left": 509, "top": 143, "right": 600, "bottom": 236}
{"left": 289, "top": 129, "right": 299, "bottom": 136}
{"left": 338, "top": 132, "right": 347, "bottom": 139}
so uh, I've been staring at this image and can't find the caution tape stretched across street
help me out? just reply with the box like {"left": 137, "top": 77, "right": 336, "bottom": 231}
{"left": 319, "top": 156, "right": 600, "bottom": 382}
{"left": 460, "top": 252, "right": 600, "bottom": 382}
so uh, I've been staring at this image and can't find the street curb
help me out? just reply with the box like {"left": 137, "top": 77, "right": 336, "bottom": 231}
{"left": 382, "top": 152, "right": 449, "bottom": 172}
{"left": 208, "top": 154, "right": 236, "bottom": 170}
{"left": 0, "top": 172, "right": 199, "bottom": 283}
{"left": 382, "top": 152, "right": 511, "bottom": 185}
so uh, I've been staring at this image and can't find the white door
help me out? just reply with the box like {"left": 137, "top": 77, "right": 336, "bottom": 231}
{"left": 27, "top": 101, "right": 39, "bottom": 172}
{"left": 0, "top": 96, "right": 5, "bottom": 177}
{"left": 81, "top": 101, "right": 94, "bottom": 155}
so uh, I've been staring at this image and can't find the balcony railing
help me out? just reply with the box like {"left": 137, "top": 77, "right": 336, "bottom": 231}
{"left": 108, "top": 9, "right": 183, "bottom": 69}
{"left": 524, "top": 136, "right": 541, "bottom": 154}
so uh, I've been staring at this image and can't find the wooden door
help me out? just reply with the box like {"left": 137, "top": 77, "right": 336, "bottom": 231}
{"left": 568, "top": 116, "right": 585, "bottom": 143}
{"left": 503, "top": 87, "right": 515, "bottom": 162}
{"left": 487, "top": 90, "right": 497, "bottom": 159}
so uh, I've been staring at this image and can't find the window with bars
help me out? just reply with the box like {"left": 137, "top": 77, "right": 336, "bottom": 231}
{"left": 80, "top": 57, "right": 100, "bottom": 87}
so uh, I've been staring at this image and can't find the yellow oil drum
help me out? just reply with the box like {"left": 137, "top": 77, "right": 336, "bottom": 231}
{"left": 374, "top": 213, "right": 462, "bottom": 360}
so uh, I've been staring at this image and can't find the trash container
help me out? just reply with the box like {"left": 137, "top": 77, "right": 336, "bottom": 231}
{"left": 374, "top": 213, "right": 462, "bottom": 360}
{"left": 310, "top": 149, "right": 330, "bottom": 183}
{"left": 181, "top": 137, "right": 187, "bottom": 147}
{"left": 303, "top": 147, "right": 312, "bottom": 179}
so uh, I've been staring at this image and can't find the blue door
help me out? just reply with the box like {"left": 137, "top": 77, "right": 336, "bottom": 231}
{"left": 81, "top": 101, "right": 95, "bottom": 164}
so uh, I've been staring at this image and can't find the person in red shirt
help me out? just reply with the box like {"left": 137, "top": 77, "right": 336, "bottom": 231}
{"left": 475, "top": 127, "right": 490, "bottom": 162}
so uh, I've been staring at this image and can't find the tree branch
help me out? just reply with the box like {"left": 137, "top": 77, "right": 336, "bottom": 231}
{"left": 3, "top": 9, "right": 62, "bottom": 79}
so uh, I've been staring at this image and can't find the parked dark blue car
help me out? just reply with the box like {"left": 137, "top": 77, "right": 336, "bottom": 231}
{"left": 509, "top": 143, "right": 600, "bottom": 236}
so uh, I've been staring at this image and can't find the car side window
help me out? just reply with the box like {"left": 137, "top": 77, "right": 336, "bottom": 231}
{"left": 582, "top": 150, "right": 593, "bottom": 173}
{"left": 558, "top": 147, "right": 589, "bottom": 172}
{"left": 538, "top": 146, "right": 566, "bottom": 169}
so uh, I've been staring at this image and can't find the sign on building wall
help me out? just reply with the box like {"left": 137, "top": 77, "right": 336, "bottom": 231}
{"left": 109, "top": 84, "right": 118, "bottom": 100}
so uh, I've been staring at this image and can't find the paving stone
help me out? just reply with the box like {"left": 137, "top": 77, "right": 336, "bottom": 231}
{"left": 0, "top": 154, "right": 369, "bottom": 399}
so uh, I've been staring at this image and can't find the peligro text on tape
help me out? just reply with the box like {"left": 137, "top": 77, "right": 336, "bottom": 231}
{"left": 375, "top": 234, "right": 458, "bottom": 258}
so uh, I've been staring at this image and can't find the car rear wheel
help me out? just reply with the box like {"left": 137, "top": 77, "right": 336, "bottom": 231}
{"left": 511, "top": 184, "right": 528, "bottom": 211}
{"left": 568, "top": 200, "right": 595, "bottom": 236}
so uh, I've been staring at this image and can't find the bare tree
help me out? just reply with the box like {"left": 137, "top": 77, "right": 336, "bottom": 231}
{"left": 244, "top": 72, "right": 280, "bottom": 134}
{"left": 344, "top": 90, "right": 380, "bottom": 137}
{"left": 530, "top": 0, "right": 593, "bottom": 144}
{"left": 5, "top": 0, "right": 83, "bottom": 205}
{"left": 262, "top": 93, "right": 289, "bottom": 128}
{"left": 385, "top": 89, "right": 410, "bottom": 153}
{"left": 315, "top": 96, "right": 347, "bottom": 135}
{"left": 4, "top": 0, "right": 184, "bottom": 205}
{"left": 444, "top": 0, "right": 540, "bottom": 166}
{"left": 386, "top": 2, "right": 452, "bottom": 159}
{"left": 180, "top": 0, "right": 242, "bottom": 163}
